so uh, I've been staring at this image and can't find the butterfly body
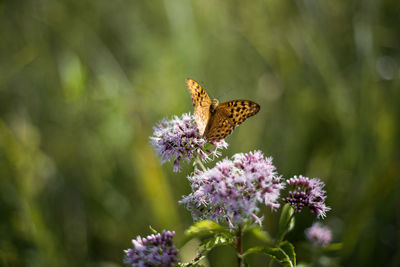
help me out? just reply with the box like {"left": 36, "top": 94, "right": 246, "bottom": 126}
{"left": 186, "top": 78, "right": 260, "bottom": 141}
{"left": 209, "top": 99, "right": 219, "bottom": 113}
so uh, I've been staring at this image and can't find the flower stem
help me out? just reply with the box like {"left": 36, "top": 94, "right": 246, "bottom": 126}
{"left": 236, "top": 226, "right": 243, "bottom": 267}
{"left": 187, "top": 250, "right": 205, "bottom": 266}
{"left": 267, "top": 213, "right": 296, "bottom": 267}
{"left": 194, "top": 155, "right": 207, "bottom": 172}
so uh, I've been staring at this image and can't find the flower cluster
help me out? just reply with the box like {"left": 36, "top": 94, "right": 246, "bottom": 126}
{"left": 149, "top": 113, "right": 228, "bottom": 172}
{"left": 282, "top": 175, "right": 330, "bottom": 218}
{"left": 124, "top": 230, "right": 179, "bottom": 267}
{"left": 180, "top": 150, "right": 284, "bottom": 229}
{"left": 305, "top": 222, "right": 332, "bottom": 247}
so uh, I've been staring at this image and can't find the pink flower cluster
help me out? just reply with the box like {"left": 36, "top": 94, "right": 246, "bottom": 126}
{"left": 150, "top": 113, "right": 228, "bottom": 172}
{"left": 305, "top": 222, "right": 332, "bottom": 247}
{"left": 282, "top": 175, "right": 330, "bottom": 218}
{"left": 180, "top": 150, "right": 284, "bottom": 229}
{"left": 124, "top": 230, "right": 179, "bottom": 267}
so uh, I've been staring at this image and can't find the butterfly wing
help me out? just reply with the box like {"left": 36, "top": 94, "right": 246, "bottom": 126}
{"left": 204, "top": 100, "right": 260, "bottom": 141}
{"left": 186, "top": 78, "right": 212, "bottom": 135}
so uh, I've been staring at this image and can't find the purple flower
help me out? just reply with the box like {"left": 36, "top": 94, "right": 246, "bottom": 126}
{"left": 150, "top": 113, "right": 228, "bottom": 172}
{"left": 124, "top": 230, "right": 179, "bottom": 267}
{"left": 305, "top": 222, "right": 332, "bottom": 247}
{"left": 179, "top": 150, "right": 285, "bottom": 229}
{"left": 282, "top": 175, "right": 331, "bottom": 218}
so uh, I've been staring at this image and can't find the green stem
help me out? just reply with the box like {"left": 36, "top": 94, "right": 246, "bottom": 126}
{"left": 236, "top": 226, "right": 243, "bottom": 267}
{"left": 194, "top": 155, "right": 207, "bottom": 171}
{"left": 187, "top": 250, "right": 205, "bottom": 266}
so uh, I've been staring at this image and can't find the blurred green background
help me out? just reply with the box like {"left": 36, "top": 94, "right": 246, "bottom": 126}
{"left": 1, "top": 0, "right": 399, "bottom": 266}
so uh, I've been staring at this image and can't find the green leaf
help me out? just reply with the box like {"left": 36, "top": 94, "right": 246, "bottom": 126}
{"left": 243, "top": 244, "right": 296, "bottom": 267}
{"left": 179, "top": 235, "right": 234, "bottom": 267}
{"left": 184, "top": 220, "right": 229, "bottom": 240}
{"left": 279, "top": 241, "right": 296, "bottom": 266}
{"left": 248, "top": 226, "right": 273, "bottom": 244}
{"left": 200, "top": 235, "right": 235, "bottom": 251}
{"left": 278, "top": 204, "right": 295, "bottom": 239}
{"left": 180, "top": 220, "right": 232, "bottom": 249}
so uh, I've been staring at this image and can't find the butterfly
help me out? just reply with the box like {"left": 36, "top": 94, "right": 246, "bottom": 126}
{"left": 186, "top": 78, "right": 260, "bottom": 141}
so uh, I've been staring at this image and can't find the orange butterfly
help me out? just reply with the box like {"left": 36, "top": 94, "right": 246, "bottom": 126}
{"left": 186, "top": 78, "right": 260, "bottom": 141}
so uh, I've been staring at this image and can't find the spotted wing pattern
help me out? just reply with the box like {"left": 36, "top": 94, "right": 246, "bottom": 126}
{"left": 204, "top": 100, "right": 260, "bottom": 141}
{"left": 186, "top": 78, "right": 212, "bottom": 135}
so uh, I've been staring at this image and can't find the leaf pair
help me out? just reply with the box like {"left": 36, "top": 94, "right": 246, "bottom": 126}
{"left": 243, "top": 241, "right": 296, "bottom": 267}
